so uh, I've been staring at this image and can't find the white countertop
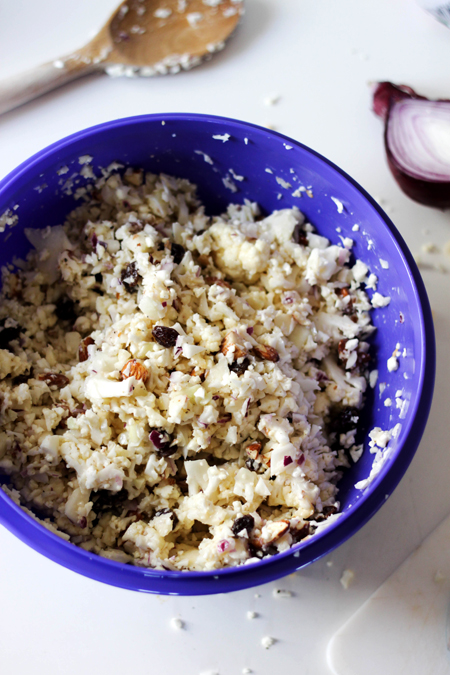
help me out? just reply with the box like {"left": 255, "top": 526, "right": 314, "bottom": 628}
{"left": 1, "top": 1, "right": 449, "bottom": 673}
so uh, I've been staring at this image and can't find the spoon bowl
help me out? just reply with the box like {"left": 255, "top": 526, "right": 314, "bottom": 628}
{"left": 0, "top": 0, "right": 243, "bottom": 115}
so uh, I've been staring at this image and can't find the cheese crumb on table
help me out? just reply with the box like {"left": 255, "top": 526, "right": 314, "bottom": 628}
{"left": 340, "top": 569, "right": 355, "bottom": 589}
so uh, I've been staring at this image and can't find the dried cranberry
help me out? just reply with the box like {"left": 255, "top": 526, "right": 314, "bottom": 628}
{"left": 232, "top": 514, "right": 255, "bottom": 536}
{"left": 245, "top": 458, "right": 261, "bottom": 472}
{"left": 229, "top": 357, "right": 250, "bottom": 376}
{"left": 0, "top": 320, "right": 22, "bottom": 350}
{"left": 171, "top": 242, "right": 185, "bottom": 265}
{"left": 12, "top": 368, "right": 33, "bottom": 385}
{"left": 121, "top": 261, "right": 141, "bottom": 293}
{"left": 38, "top": 372, "right": 70, "bottom": 388}
{"left": 291, "top": 523, "right": 310, "bottom": 542}
{"left": 152, "top": 325, "right": 179, "bottom": 348}
{"left": 55, "top": 297, "right": 77, "bottom": 322}
{"left": 293, "top": 224, "right": 309, "bottom": 246}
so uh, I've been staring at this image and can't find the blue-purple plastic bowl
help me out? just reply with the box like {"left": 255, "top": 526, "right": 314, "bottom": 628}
{"left": 0, "top": 114, "right": 435, "bottom": 595}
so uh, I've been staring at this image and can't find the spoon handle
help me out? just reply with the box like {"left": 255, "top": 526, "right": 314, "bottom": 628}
{"left": 0, "top": 57, "right": 98, "bottom": 116}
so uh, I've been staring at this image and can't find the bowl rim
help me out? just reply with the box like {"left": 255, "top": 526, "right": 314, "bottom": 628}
{"left": 0, "top": 112, "right": 436, "bottom": 595}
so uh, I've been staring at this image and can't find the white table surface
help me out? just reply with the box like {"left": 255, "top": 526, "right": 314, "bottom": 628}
{"left": 1, "top": 1, "right": 449, "bottom": 673}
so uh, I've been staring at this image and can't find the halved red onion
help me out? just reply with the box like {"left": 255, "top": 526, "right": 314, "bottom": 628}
{"left": 373, "top": 81, "right": 450, "bottom": 207}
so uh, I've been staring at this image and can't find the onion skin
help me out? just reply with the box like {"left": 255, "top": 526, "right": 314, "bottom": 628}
{"left": 373, "top": 81, "right": 450, "bottom": 208}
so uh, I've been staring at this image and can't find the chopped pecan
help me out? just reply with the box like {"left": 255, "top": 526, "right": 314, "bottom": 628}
{"left": 120, "top": 359, "right": 149, "bottom": 383}
{"left": 245, "top": 441, "right": 262, "bottom": 460}
{"left": 38, "top": 372, "right": 70, "bottom": 388}
{"left": 252, "top": 344, "right": 280, "bottom": 363}
{"left": 78, "top": 336, "right": 95, "bottom": 362}
{"left": 221, "top": 332, "right": 247, "bottom": 360}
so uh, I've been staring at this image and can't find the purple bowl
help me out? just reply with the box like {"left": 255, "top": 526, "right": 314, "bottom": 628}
{"left": 0, "top": 114, "right": 435, "bottom": 595}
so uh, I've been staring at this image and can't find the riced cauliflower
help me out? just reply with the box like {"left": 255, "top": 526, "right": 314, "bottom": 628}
{"left": 0, "top": 169, "right": 378, "bottom": 571}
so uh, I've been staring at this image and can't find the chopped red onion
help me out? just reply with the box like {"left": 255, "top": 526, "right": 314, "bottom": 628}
{"left": 283, "top": 455, "right": 293, "bottom": 466}
{"left": 217, "top": 540, "right": 231, "bottom": 553}
{"left": 298, "top": 454, "right": 305, "bottom": 466}
{"left": 373, "top": 81, "right": 450, "bottom": 207}
{"left": 217, "top": 415, "right": 232, "bottom": 423}
{"left": 246, "top": 327, "right": 254, "bottom": 335}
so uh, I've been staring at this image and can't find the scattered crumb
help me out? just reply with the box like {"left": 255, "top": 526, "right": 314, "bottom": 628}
{"left": 261, "top": 636, "right": 276, "bottom": 650}
{"left": 264, "top": 122, "right": 277, "bottom": 130}
{"left": 222, "top": 175, "right": 238, "bottom": 193}
{"left": 326, "top": 560, "right": 333, "bottom": 567}
{"left": 170, "top": 617, "right": 184, "bottom": 630}
{"left": 283, "top": 143, "right": 293, "bottom": 150}
{"left": 272, "top": 589, "right": 292, "bottom": 598}
{"left": 331, "top": 196, "right": 344, "bottom": 213}
{"left": 264, "top": 93, "right": 281, "bottom": 106}
{"left": 369, "top": 369, "right": 378, "bottom": 388}
{"left": 434, "top": 570, "right": 446, "bottom": 583}
{"left": 242, "top": 669, "right": 252, "bottom": 675}
{"left": 244, "top": 137, "right": 249, "bottom": 145}
{"left": 340, "top": 569, "right": 355, "bottom": 589}
{"left": 384, "top": 398, "right": 392, "bottom": 407}
{"left": 275, "top": 176, "right": 292, "bottom": 190}
{"left": 194, "top": 150, "right": 214, "bottom": 165}
{"left": 212, "top": 133, "right": 230, "bottom": 142}
{"left": 254, "top": 593, "right": 261, "bottom": 598}
{"left": 336, "top": 227, "right": 342, "bottom": 233}
{"left": 187, "top": 11, "right": 203, "bottom": 27}
{"left": 246, "top": 610, "right": 258, "bottom": 620}
{"left": 352, "top": 224, "right": 360, "bottom": 232}
{"left": 379, "top": 259, "right": 389, "bottom": 269}
{"left": 229, "top": 168, "right": 244, "bottom": 182}
{"left": 265, "top": 168, "right": 273, "bottom": 174}
{"left": 421, "top": 242, "right": 438, "bottom": 254}
{"left": 78, "top": 155, "right": 92, "bottom": 165}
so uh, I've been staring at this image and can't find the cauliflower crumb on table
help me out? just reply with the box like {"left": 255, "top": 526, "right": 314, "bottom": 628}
{"left": 0, "top": 169, "right": 379, "bottom": 571}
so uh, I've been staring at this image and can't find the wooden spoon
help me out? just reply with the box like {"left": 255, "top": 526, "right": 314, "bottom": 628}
{"left": 0, "top": 0, "right": 244, "bottom": 116}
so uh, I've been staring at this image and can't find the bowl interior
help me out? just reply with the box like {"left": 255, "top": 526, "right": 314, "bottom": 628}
{"left": 0, "top": 114, "right": 434, "bottom": 594}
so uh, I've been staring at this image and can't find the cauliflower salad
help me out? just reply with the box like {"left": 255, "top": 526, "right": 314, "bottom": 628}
{"left": 0, "top": 169, "right": 379, "bottom": 571}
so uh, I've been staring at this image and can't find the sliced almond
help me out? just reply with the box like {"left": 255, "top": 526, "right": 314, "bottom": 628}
{"left": 120, "top": 359, "right": 149, "bottom": 383}
{"left": 221, "top": 332, "right": 247, "bottom": 360}
{"left": 252, "top": 344, "right": 280, "bottom": 363}
{"left": 245, "top": 441, "right": 262, "bottom": 460}
{"left": 260, "top": 520, "right": 289, "bottom": 544}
